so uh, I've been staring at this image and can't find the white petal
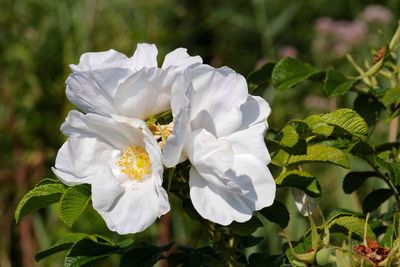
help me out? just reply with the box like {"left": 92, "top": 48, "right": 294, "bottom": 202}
{"left": 113, "top": 68, "right": 173, "bottom": 120}
{"left": 96, "top": 177, "right": 170, "bottom": 234}
{"left": 226, "top": 154, "right": 275, "bottom": 210}
{"left": 292, "top": 189, "right": 315, "bottom": 216}
{"left": 189, "top": 168, "right": 253, "bottom": 225}
{"left": 163, "top": 109, "right": 190, "bottom": 168}
{"left": 162, "top": 48, "right": 202, "bottom": 69}
{"left": 131, "top": 43, "right": 158, "bottom": 70}
{"left": 224, "top": 123, "right": 271, "bottom": 164}
{"left": 70, "top": 49, "right": 129, "bottom": 72}
{"left": 237, "top": 95, "right": 271, "bottom": 131}
{"left": 61, "top": 111, "right": 144, "bottom": 151}
{"left": 188, "top": 66, "right": 248, "bottom": 137}
{"left": 52, "top": 137, "right": 115, "bottom": 186}
{"left": 66, "top": 68, "right": 131, "bottom": 116}
{"left": 91, "top": 167, "right": 124, "bottom": 212}
{"left": 186, "top": 129, "right": 233, "bottom": 177}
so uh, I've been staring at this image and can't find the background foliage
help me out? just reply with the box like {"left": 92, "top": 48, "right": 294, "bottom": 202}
{"left": 1, "top": 0, "right": 399, "bottom": 266}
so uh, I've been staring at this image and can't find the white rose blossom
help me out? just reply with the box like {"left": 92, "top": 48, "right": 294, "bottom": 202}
{"left": 66, "top": 43, "right": 202, "bottom": 120}
{"left": 163, "top": 65, "right": 276, "bottom": 225}
{"left": 52, "top": 111, "right": 169, "bottom": 234}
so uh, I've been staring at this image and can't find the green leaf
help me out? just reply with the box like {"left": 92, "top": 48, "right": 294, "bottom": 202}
{"left": 304, "top": 115, "right": 334, "bottom": 137}
{"left": 60, "top": 184, "right": 91, "bottom": 227}
{"left": 259, "top": 200, "right": 290, "bottom": 228}
{"left": 64, "top": 237, "right": 118, "bottom": 267}
{"left": 276, "top": 170, "right": 321, "bottom": 197}
{"left": 324, "top": 70, "right": 357, "bottom": 96}
{"left": 271, "top": 57, "right": 321, "bottom": 90}
{"left": 349, "top": 141, "right": 374, "bottom": 156}
{"left": 120, "top": 242, "right": 173, "bottom": 267}
{"left": 15, "top": 182, "right": 67, "bottom": 222}
{"left": 286, "top": 145, "right": 350, "bottom": 168}
{"left": 353, "top": 95, "right": 383, "bottom": 127}
{"left": 247, "top": 62, "right": 275, "bottom": 86}
{"left": 328, "top": 215, "right": 375, "bottom": 240}
{"left": 319, "top": 109, "right": 368, "bottom": 139}
{"left": 362, "top": 189, "right": 393, "bottom": 213}
{"left": 381, "top": 224, "right": 395, "bottom": 247}
{"left": 382, "top": 87, "right": 400, "bottom": 107}
{"left": 342, "top": 171, "right": 378, "bottom": 194}
{"left": 267, "top": 124, "right": 307, "bottom": 155}
{"left": 228, "top": 216, "right": 263, "bottom": 236}
{"left": 35, "top": 233, "right": 88, "bottom": 261}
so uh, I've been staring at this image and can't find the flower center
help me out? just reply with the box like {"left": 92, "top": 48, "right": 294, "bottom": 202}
{"left": 148, "top": 123, "right": 173, "bottom": 149}
{"left": 116, "top": 145, "right": 151, "bottom": 180}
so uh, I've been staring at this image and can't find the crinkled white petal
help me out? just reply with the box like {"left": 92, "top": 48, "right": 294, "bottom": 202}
{"left": 162, "top": 48, "right": 202, "bottom": 69}
{"left": 70, "top": 49, "right": 130, "bottom": 72}
{"left": 52, "top": 137, "right": 116, "bottom": 186}
{"left": 113, "top": 68, "right": 174, "bottom": 120}
{"left": 237, "top": 95, "right": 271, "bottom": 131}
{"left": 61, "top": 111, "right": 144, "bottom": 151}
{"left": 131, "top": 43, "right": 158, "bottom": 71}
{"left": 189, "top": 168, "right": 253, "bottom": 225}
{"left": 96, "top": 177, "right": 170, "bottom": 235}
{"left": 225, "top": 123, "right": 271, "bottom": 164}
{"left": 225, "top": 154, "right": 275, "bottom": 210}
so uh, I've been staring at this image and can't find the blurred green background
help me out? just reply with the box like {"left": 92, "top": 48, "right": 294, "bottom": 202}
{"left": 1, "top": 0, "right": 399, "bottom": 266}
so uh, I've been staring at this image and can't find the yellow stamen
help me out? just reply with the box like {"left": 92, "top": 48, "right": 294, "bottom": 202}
{"left": 116, "top": 145, "right": 151, "bottom": 180}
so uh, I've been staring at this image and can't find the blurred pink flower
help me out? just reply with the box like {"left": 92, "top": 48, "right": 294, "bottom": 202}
{"left": 360, "top": 5, "right": 393, "bottom": 25}
{"left": 278, "top": 46, "right": 298, "bottom": 58}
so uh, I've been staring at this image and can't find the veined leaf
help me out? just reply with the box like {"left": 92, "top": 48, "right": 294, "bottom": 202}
{"left": 342, "top": 171, "right": 378, "bottom": 194}
{"left": 276, "top": 170, "right": 321, "bottom": 197}
{"left": 271, "top": 57, "right": 321, "bottom": 90}
{"left": 259, "top": 200, "right": 290, "bottom": 228}
{"left": 247, "top": 62, "right": 275, "bottom": 86}
{"left": 324, "top": 70, "right": 357, "bottom": 96}
{"left": 267, "top": 125, "right": 307, "bottom": 155}
{"left": 15, "top": 182, "right": 67, "bottom": 222}
{"left": 120, "top": 242, "right": 174, "bottom": 267}
{"left": 60, "top": 184, "right": 91, "bottom": 228}
{"left": 382, "top": 87, "right": 400, "bottom": 107}
{"left": 328, "top": 215, "right": 375, "bottom": 240}
{"left": 304, "top": 115, "right": 334, "bottom": 137}
{"left": 228, "top": 216, "right": 263, "bottom": 236}
{"left": 286, "top": 145, "right": 350, "bottom": 168}
{"left": 64, "top": 236, "right": 118, "bottom": 267}
{"left": 363, "top": 189, "right": 393, "bottom": 213}
{"left": 319, "top": 109, "right": 368, "bottom": 139}
{"left": 35, "top": 233, "right": 88, "bottom": 261}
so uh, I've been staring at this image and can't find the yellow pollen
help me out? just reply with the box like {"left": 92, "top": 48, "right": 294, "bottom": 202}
{"left": 116, "top": 145, "right": 151, "bottom": 180}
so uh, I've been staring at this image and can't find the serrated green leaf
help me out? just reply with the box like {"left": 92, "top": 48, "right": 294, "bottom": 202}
{"left": 35, "top": 233, "right": 88, "bottom": 261}
{"left": 328, "top": 215, "right": 375, "bottom": 240}
{"left": 271, "top": 150, "right": 289, "bottom": 167}
{"left": 64, "top": 237, "right": 118, "bottom": 267}
{"left": 228, "top": 216, "right": 263, "bottom": 236}
{"left": 382, "top": 224, "right": 395, "bottom": 247}
{"left": 286, "top": 145, "right": 350, "bottom": 168}
{"left": 60, "top": 184, "right": 91, "bottom": 228}
{"left": 324, "top": 70, "right": 358, "bottom": 96}
{"left": 362, "top": 189, "right": 393, "bottom": 213}
{"left": 319, "top": 109, "right": 368, "bottom": 139}
{"left": 276, "top": 170, "right": 321, "bottom": 197}
{"left": 271, "top": 57, "right": 321, "bottom": 90}
{"left": 382, "top": 87, "right": 400, "bottom": 107}
{"left": 15, "top": 183, "right": 67, "bottom": 222}
{"left": 259, "top": 200, "right": 290, "bottom": 228}
{"left": 36, "top": 178, "right": 62, "bottom": 186}
{"left": 304, "top": 115, "right": 334, "bottom": 137}
{"left": 276, "top": 125, "right": 299, "bottom": 147}
{"left": 267, "top": 124, "right": 307, "bottom": 155}
{"left": 342, "top": 171, "right": 378, "bottom": 194}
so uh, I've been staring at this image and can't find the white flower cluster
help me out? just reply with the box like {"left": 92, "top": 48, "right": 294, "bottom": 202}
{"left": 53, "top": 43, "right": 276, "bottom": 234}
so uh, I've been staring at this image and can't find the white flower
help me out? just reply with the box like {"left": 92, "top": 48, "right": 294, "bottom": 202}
{"left": 52, "top": 110, "right": 170, "bottom": 234}
{"left": 67, "top": 43, "right": 202, "bottom": 120}
{"left": 163, "top": 65, "right": 276, "bottom": 225}
{"left": 292, "top": 189, "right": 316, "bottom": 217}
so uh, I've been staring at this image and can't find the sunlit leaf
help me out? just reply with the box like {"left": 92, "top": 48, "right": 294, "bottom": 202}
{"left": 276, "top": 170, "right": 321, "bottom": 197}
{"left": 286, "top": 145, "right": 350, "bottom": 168}
{"left": 60, "top": 184, "right": 91, "bottom": 228}
{"left": 328, "top": 215, "right": 375, "bottom": 240}
{"left": 382, "top": 87, "right": 400, "bottom": 107}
